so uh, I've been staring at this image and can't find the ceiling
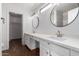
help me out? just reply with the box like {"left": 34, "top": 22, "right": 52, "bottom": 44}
{"left": 8, "top": 3, "right": 44, "bottom": 14}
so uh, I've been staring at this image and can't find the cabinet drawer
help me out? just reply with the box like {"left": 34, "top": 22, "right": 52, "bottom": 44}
{"left": 24, "top": 34, "right": 32, "bottom": 49}
{"left": 33, "top": 36, "right": 40, "bottom": 41}
{"left": 29, "top": 37, "right": 36, "bottom": 50}
{"left": 24, "top": 35, "right": 30, "bottom": 44}
{"left": 71, "top": 50, "right": 79, "bottom": 56}
{"left": 49, "top": 43, "right": 70, "bottom": 56}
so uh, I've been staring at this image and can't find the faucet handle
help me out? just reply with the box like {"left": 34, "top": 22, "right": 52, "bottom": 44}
{"left": 57, "top": 30, "right": 63, "bottom": 37}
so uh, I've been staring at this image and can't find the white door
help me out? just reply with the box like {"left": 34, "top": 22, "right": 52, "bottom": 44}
{"left": 40, "top": 40, "right": 49, "bottom": 56}
{"left": 0, "top": 3, "right": 2, "bottom": 56}
{"left": 2, "top": 4, "right": 9, "bottom": 50}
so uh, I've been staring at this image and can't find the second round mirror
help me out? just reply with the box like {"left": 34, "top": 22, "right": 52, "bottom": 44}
{"left": 50, "top": 3, "right": 79, "bottom": 27}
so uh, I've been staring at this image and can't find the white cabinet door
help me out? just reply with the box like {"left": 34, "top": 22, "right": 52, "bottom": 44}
{"left": 40, "top": 40, "right": 49, "bottom": 56}
{"left": 40, "top": 45, "right": 49, "bottom": 56}
{"left": 71, "top": 50, "right": 79, "bottom": 56}
{"left": 29, "top": 36, "right": 36, "bottom": 50}
{"left": 24, "top": 34, "right": 30, "bottom": 48}
{"left": 49, "top": 43, "right": 70, "bottom": 56}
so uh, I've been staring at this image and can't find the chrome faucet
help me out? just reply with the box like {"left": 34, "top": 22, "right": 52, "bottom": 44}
{"left": 56, "top": 30, "right": 62, "bottom": 37}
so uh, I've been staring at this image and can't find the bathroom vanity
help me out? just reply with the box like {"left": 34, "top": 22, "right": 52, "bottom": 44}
{"left": 24, "top": 33, "right": 79, "bottom": 56}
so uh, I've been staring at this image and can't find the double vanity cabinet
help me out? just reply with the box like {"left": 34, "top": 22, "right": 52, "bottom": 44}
{"left": 24, "top": 33, "right": 79, "bottom": 56}
{"left": 40, "top": 39, "right": 79, "bottom": 56}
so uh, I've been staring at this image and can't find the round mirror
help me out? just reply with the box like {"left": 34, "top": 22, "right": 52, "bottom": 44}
{"left": 32, "top": 16, "right": 39, "bottom": 29}
{"left": 50, "top": 3, "right": 79, "bottom": 27}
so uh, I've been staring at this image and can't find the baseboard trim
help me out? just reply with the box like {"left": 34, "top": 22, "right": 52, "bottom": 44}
{"left": 10, "top": 38, "right": 22, "bottom": 40}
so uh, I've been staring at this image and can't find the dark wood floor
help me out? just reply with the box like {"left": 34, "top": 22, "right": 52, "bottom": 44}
{"left": 2, "top": 39, "right": 39, "bottom": 56}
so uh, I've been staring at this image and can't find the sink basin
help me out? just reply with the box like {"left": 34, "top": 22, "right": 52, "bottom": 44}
{"left": 48, "top": 36, "right": 66, "bottom": 41}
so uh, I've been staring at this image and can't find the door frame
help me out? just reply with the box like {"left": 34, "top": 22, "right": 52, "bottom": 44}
{"left": 0, "top": 3, "right": 2, "bottom": 55}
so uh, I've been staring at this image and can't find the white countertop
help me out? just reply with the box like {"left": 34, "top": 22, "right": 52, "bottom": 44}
{"left": 24, "top": 32, "right": 79, "bottom": 52}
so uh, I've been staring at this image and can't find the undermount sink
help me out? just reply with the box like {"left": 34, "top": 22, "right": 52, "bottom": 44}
{"left": 48, "top": 36, "right": 66, "bottom": 41}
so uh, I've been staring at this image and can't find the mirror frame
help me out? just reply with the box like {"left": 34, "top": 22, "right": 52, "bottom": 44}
{"left": 32, "top": 16, "right": 39, "bottom": 29}
{"left": 50, "top": 4, "right": 79, "bottom": 27}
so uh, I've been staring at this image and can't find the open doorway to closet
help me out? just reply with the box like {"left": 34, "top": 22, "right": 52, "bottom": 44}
{"left": 9, "top": 12, "right": 22, "bottom": 41}
{"left": 9, "top": 12, "right": 23, "bottom": 54}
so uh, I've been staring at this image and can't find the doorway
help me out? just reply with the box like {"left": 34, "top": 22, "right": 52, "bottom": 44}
{"left": 9, "top": 12, "right": 22, "bottom": 41}
{"left": 9, "top": 12, "right": 23, "bottom": 55}
{"left": 2, "top": 12, "right": 23, "bottom": 56}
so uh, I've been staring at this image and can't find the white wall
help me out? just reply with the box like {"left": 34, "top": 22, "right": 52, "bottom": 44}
{"left": 2, "top": 3, "right": 32, "bottom": 50}
{"left": 34, "top": 6, "right": 79, "bottom": 39}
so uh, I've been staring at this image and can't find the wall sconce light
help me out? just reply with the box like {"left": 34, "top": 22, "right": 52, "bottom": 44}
{"left": 40, "top": 3, "right": 59, "bottom": 13}
{"left": 40, "top": 4, "right": 53, "bottom": 13}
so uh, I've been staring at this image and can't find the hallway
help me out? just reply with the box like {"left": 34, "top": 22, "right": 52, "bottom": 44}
{"left": 2, "top": 39, "right": 39, "bottom": 56}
